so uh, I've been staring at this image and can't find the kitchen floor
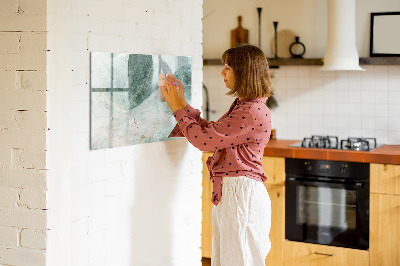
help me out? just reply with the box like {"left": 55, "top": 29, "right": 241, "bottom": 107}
{"left": 202, "top": 257, "right": 211, "bottom": 266}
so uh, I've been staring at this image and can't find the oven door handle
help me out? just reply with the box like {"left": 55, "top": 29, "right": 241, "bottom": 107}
{"left": 287, "top": 177, "right": 364, "bottom": 189}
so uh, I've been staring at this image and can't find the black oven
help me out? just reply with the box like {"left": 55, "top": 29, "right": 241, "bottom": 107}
{"left": 285, "top": 158, "right": 369, "bottom": 250}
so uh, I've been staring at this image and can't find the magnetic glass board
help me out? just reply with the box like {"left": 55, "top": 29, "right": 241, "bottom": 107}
{"left": 90, "top": 52, "right": 192, "bottom": 150}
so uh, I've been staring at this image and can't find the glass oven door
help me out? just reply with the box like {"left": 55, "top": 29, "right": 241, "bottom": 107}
{"left": 285, "top": 178, "right": 369, "bottom": 250}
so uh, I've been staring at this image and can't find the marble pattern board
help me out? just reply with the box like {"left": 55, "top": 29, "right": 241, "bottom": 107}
{"left": 90, "top": 52, "right": 192, "bottom": 150}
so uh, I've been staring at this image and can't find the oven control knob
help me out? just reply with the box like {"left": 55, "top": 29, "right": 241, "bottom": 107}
{"left": 304, "top": 161, "right": 312, "bottom": 171}
{"left": 340, "top": 164, "right": 347, "bottom": 174}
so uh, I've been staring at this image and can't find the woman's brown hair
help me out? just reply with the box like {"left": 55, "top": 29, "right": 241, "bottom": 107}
{"left": 221, "top": 44, "right": 273, "bottom": 99}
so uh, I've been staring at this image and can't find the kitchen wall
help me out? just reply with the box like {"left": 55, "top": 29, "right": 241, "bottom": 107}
{"left": 203, "top": 0, "right": 400, "bottom": 144}
{"left": 1, "top": 0, "right": 204, "bottom": 265}
{"left": 46, "top": 0, "right": 203, "bottom": 265}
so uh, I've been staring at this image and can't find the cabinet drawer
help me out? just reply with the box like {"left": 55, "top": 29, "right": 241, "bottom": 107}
{"left": 284, "top": 241, "right": 369, "bottom": 266}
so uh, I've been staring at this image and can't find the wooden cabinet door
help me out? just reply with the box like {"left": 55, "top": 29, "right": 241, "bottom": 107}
{"left": 370, "top": 193, "right": 400, "bottom": 266}
{"left": 264, "top": 184, "right": 284, "bottom": 266}
{"left": 201, "top": 152, "right": 213, "bottom": 258}
{"left": 370, "top": 163, "right": 400, "bottom": 195}
{"left": 284, "top": 241, "right": 369, "bottom": 266}
{"left": 262, "top": 156, "right": 285, "bottom": 186}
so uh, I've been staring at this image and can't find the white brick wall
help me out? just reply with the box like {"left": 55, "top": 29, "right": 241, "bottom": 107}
{"left": 0, "top": 0, "right": 48, "bottom": 265}
{"left": 47, "top": 1, "right": 203, "bottom": 266}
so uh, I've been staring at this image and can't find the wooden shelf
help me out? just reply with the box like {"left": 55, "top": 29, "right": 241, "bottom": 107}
{"left": 203, "top": 57, "right": 400, "bottom": 67}
{"left": 359, "top": 57, "right": 400, "bottom": 65}
{"left": 268, "top": 58, "right": 322, "bottom": 67}
{"left": 203, "top": 58, "right": 323, "bottom": 67}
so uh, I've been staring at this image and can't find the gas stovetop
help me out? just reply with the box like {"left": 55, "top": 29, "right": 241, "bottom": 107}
{"left": 289, "top": 135, "right": 382, "bottom": 151}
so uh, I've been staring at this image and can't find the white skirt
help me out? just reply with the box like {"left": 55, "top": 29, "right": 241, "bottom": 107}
{"left": 212, "top": 176, "right": 271, "bottom": 266}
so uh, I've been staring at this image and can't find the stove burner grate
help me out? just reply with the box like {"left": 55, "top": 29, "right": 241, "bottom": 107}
{"left": 340, "top": 137, "right": 377, "bottom": 151}
{"left": 301, "top": 135, "right": 339, "bottom": 149}
{"left": 298, "top": 136, "right": 378, "bottom": 151}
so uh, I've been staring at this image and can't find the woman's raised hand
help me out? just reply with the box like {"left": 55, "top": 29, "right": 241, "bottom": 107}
{"left": 166, "top": 76, "right": 187, "bottom": 108}
{"left": 160, "top": 77, "right": 185, "bottom": 113}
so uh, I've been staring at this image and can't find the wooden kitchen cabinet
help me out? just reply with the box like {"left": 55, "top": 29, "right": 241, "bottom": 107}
{"left": 261, "top": 156, "right": 285, "bottom": 186}
{"left": 202, "top": 152, "right": 213, "bottom": 258}
{"left": 262, "top": 156, "right": 285, "bottom": 266}
{"left": 201, "top": 154, "right": 286, "bottom": 266}
{"left": 284, "top": 241, "right": 369, "bottom": 266}
{"left": 370, "top": 163, "right": 400, "bottom": 266}
{"left": 264, "top": 184, "right": 285, "bottom": 266}
{"left": 370, "top": 193, "right": 400, "bottom": 266}
{"left": 370, "top": 163, "right": 400, "bottom": 195}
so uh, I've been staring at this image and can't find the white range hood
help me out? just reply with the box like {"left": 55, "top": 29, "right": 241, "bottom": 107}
{"left": 320, "top": 0, "right": 365, "bottom": 71}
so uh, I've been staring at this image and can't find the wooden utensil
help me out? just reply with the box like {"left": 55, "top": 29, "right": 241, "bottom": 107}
{"left": 231, "top": 16, "right": 249, "bottom": 48}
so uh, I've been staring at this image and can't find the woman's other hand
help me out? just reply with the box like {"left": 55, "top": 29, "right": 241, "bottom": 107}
{"left": 160, "top": 77, "right": 185, "bottom": 113}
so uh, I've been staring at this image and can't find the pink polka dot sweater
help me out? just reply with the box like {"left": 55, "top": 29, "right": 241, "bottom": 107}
{"left": 169, "top": 97, "right": 272, "bottom": 206}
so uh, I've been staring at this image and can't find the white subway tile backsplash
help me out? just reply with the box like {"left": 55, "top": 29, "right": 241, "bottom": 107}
{"left": 388, "top": 91, "right": 400, "bottom": 104}
{"left": 311, "top": 114, "right": 324, "bottom": 128}
{"left": 362, "top": 65, "right": 375, "bottom": 74}
{"left": 336, "top": 103, "right": 349, "bottom": 116}
{"left": 349, "top": 128, "right": 362, "bottom": 137}
{"left": 374, "top": 65, "right": 388, "bottom": 77}
{"left": 348, "top": 90, "right": 362, "bottom": 103}
{"left": 286, "top": 77, "right": 299, "bottom": 89}
{"left": 204, "top": 65, "right": 400, "bottom": 144}
{"left": 336, "top": 128, "right": 349, "bottom": 139}
{"left": 322, "top": 70, "right": 335, "bottom": 78}
{"left": 374, "top": 78, "right": 388, "bottom": 91}
{"left": 348, "top": 116, "right": 362, "bottom": 129}
{"left": 375, "top": 104, "right": 389, "bottom": 117}
{"left": 311, "top": 127, "right": 324, "bottom": 136}
{"left": 361, "top": 129, "right": 375, "bottom": 138}
{"left": 287, "top": 113, "right": 300, "bottom": 127}
{"left": 323, "top": 115, "right": 336, "bottom": 129}
{"left": 388, "top": 65, "right": 400, "bottom": 76}
{"left": 336, "top": 90, "right": 349, "bottom": 103}
{"left": 388, "top": 131, "right": 400, "bottom": 143}
{"left": 374, "top": 130, "right": 389, "bottom": 144}
{"left": 285, "top": 66, "right": 298, "bottom": 77}
{"left": 323, "top": 87, "right": 336, "bottom": 103}
{"left": 323, "top": 103, "right": 336, "bottom": 115}
{"left": 298, "top": 102, "right": 312, "bottom": 115}
{"left": 298, "top": 77, "right": 311, "bottom": 89}
{"left": 389, "top": 117, "right": 400, "bottom": 131}
{"left": 374, "top": 117, "right": 389, "bottom": 130}
{"left": 388, "top": 104, "right": 400, "bottom": 117}
{"left": 298, "top": 67, "right": 311, "bottom": 78}
{"left": 336, "top": 115, "right": 348, "bottom": 129}
{"left": 361, "top": 104, "right": 375, "bottom": 116}
{"left": 361, "top": 90, "right": 375, "bottom": 104}
{"left": 335, "top": 73, "right": 349, "bottom": 90}
{"left": 374, "top": 90, "right": 388, "bottom": 104}
{"left": 362, "top": 116, "right": 375, "bottom": 130}
{"left": 361, "top": 76, "right": 374, "bottom": 91}
{"left": 309, "top": 66, "right": 323, "bottom": 77}
{"left": 310, "top": 77, "right": 324, "bottom": 90}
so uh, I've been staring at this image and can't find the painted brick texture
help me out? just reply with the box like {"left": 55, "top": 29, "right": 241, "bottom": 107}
{"left": 0, "top": 0, "right": 48, "bottom": 265}
{"left": 46, "top": 0, "right": 203, "bottom": 265}
{"left": 1, "top": 0, "right": 203, "bottom": 265}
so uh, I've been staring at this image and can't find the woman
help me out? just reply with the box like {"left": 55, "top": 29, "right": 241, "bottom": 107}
{"left": 161, "top": 44, "right": 273, "bottom": 266}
